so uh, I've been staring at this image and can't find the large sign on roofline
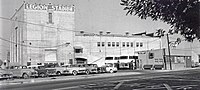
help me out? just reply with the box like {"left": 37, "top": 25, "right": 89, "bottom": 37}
{"left": 25, "top": 3, "right": 75, "bottom": 12}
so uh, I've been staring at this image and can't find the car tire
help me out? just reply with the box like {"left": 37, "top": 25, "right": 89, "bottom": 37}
{"left": 110, "top": 69, "right": 114, "bottom": 73}
{"left": 22, "top": 73, "right": 29, "bottom": 79}
{"left": 40, "top": 73, "right": 46, "bottom": 78}
{"left": 85, "top": 70, "right": 90, "bottom": 75}
{"left": 72, "top": 71, "right": 78, "bottom": 76}
{"left": 56, "top": 71, "right": 61, "bottom": 76}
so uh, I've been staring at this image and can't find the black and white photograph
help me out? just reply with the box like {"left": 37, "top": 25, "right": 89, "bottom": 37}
{"left": 0, "top": 0, "right": 200, "bottom": 90}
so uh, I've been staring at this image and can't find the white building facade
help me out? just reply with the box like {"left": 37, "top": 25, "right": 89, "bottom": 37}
{"left": 74, "top": 32, "right": 162, "bottom": 67}
{"left": 10, "top": 2, "right": 75, "bottom": 66}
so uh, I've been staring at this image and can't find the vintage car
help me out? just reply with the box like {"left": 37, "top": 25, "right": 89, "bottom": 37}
{"left": 104, "top": 63, "right": 118, "bottom": 73}
{"left": 7, "top": 66, "right": 38, "bottom": 79}
{"left": 53, "top": 65, "right": 70, "bottom": 75}
{"left": 83, "top": 64, "right": 98, "bottom": 74}
{"left": 64, "top": 64, "right": 89, "bottom": 75}
{"left": 0, "top": 69, "right": 13, "bottom": 80}
{"left": 27, "top": 65, "right": 56, "bottom": 77}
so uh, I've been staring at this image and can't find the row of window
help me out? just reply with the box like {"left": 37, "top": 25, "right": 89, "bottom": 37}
{"left": 97, "top": 42, "right": 143, "bottom": 47}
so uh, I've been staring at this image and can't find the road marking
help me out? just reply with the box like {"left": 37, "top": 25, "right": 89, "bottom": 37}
{"left": 163, "top": 84, "right": 172, "bottom": 90}
{"left": 52, "top": 86, "right": 80, "bottom": 90}
{"left": 113, "top": 81, "right": 124, "bottom": 90}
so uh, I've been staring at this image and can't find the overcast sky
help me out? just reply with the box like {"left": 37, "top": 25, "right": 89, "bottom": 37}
{"left": 0, "top": 0, "right": 170, "bottom": 37}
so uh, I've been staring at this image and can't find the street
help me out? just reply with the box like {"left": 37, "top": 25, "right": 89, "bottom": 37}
{"left": 1, "top": 68, "right": 200, "bottom": 90}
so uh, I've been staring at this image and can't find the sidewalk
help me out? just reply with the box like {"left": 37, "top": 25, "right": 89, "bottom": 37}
{"left": 1, "top": 67, "right": 199, "bottom": 86}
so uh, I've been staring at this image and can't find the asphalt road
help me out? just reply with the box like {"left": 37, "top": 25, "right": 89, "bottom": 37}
{"left": 1, "top": 69, "right": 200, "bottom": 90}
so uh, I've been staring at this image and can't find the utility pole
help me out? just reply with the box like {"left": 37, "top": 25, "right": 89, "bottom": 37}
{"left": 15, "top": 27, "right": 18, "bottom": 63}
{"left": 166, "top": 34, "right": 172, "bottom": 70}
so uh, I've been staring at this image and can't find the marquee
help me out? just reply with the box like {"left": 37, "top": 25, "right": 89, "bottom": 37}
{"left": 25, "top": 3, "right": 75, "bottom": 12}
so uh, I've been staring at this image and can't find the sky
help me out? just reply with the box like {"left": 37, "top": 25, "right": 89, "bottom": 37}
{"left": 0, "top": 0, "right": 171, "bottom": 37}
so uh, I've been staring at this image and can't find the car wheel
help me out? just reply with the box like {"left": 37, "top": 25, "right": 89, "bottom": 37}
{"left": 40, "top": 73, "right": 46, "bottom": 78}
{"left": 85, "top": 70, "right": 90, "bottom": 75}
{"left": 72, "top": 71, "right": 78, "bottom": 76}
{"left": 56, "top": 71, "right": 61, "bottom": 76}
{"left": 110, "top": 69, "right": 114, "bottom": 73}
{"left": 22, "top": 73, "right": 29, "bottom": 79}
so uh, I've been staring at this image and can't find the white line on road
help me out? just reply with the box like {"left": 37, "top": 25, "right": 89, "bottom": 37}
{"left": 113, "top": 81, "right": 124, "bottom": 90}
{"left": 163, "top": 83, "right": 172, "bottom": 90}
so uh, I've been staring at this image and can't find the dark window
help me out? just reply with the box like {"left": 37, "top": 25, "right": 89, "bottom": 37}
{"left": 116, "top": 42, "right": 119, "bottom": 47}
{"left": 37, "top": 63, "right": 42, "bottom": 65}
{"left": 140, "top": 42, "right": 143, "bottom": 47}
{"left": 122, "top": 42, "right": 125, "bottom": 47}
{"left": 105, "top": 57, "right": 113, "bottom": 60}
{"left": 127, "top": 42, "right": 129, "bottom": 47}
{"left": 114, "top": 57, "right": 119, "bottom": 60}
{"left": 48, "top": 12, "right": 53, "bottom": 23}
{"left": 75, "top": 49, "right": 83, "bottom": 53}
{"left": 108, "top": 42, "right": 111, "bottom": 47}
{"left": 112, "top": 42, "right": 115, "bottom": 47}
{"left": 149, "top": 53, "right": 154, "bottom": 59}
{"left": 120, "top": 56, "right": 128, "bottom": 59}
{"left": 136, "top": 42, "right": 139, "bottom": 47}
{"left": 69, "top": 59, "right": 73, "bottom": 64}
{"left": 131, "top": 42, "right": 133, "bottom": 47}
{"left": 102, "top": 42, "right": 105, "bottom": 47}
{"left": 97, "top": 42, "right": 100, "bottom": 47}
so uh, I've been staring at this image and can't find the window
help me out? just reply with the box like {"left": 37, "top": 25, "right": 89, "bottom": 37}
{"left": 131, "top": 42, "right": 133, "bottom": 47}
{"left": 116, "top": 42, "right": 119, "bottom": 47}
{"left": 112, "top": 42, "right": 115, "bottom": 47}
{"left": 136, "top": 42, "right": 139, "bottom": 47}
{"left": 114, "top": 57, "right": 120, "bottom": 60}
{"left": 140, "top": 42, "right": 143, "bottom": 47}
{"left": 97, "top": 42, "right": 100, "bottom": 47}
{"left": 75, "top": 49, "right": 83, "bottom": 53}
{"left": 108, "top": 42, "right": 111, "bottom": 47}
{"left": 102, "top": 42, "right": 105, "bottom": 47}
{"left": 120, "top": 56, "right": 128, "bottom": 59}
{"left": 127, "top": 42, "right": 129, "bottom": 47}
{"left": 48, "top": 12, "right": 53, "bottom": 23}
{"left": 149, "top": 53, "right": 154, "bottom": 59}
{"left": 105, "top": 57, "right": 113, "bottom": 60}
{"left": 122, "top": 42, "right": 125, "bottom": 47}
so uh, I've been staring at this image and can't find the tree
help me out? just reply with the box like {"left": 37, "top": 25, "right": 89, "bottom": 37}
{"left": 121, "top": 0, "right": 200, "bottom": 41}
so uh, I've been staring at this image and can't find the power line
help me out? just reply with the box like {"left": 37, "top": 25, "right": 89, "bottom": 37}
{"left": 0, "top": 37, "right": 70, "bottom": 48}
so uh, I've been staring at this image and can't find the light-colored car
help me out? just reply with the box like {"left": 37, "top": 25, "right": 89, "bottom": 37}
{"left": 7, "top": 66, "right": 38, "bottom": 79}
{"left": 105, "top": 63, "right": 118, "bottom": 73}
{"left": 54, "top": 65, "right": 69, "bottom": 75}
{"left": 0, "top": 69, "right": 13, "bottom": 80}
{"left": 83, "top": 64, "right": 98, "bottom": 74}
{"left": 64, "top": 64, "right": 89, "bottom": 75}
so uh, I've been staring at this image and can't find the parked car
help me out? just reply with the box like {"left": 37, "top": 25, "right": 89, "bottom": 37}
{"left": 104, "top": 63, "right": 118, "bottom": 73}
{"left": 65, "top": 64, "right": 89, "bottom": 75}
{"left": 28, "top": 65, "right": 48, "bottom": 77}
{"left": 143, "top": 65, "right": 154, "bottom": 70}
{"left": 7, "top": 66, "right": 38, "bottom": 79}
{"left": 28, "top": 65, "right": 56, "bottom": 77}
{"left": 53, "top": 65, "right": 70, "bottom": 75}
{"left": 0, "top": 69, "right": 13, "bottom": 80}
{"left": 153, "top": 64, "right": 164, "bottom": 70}
{"left": 83, "top": 64, "right": 98, "bottom": 74}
